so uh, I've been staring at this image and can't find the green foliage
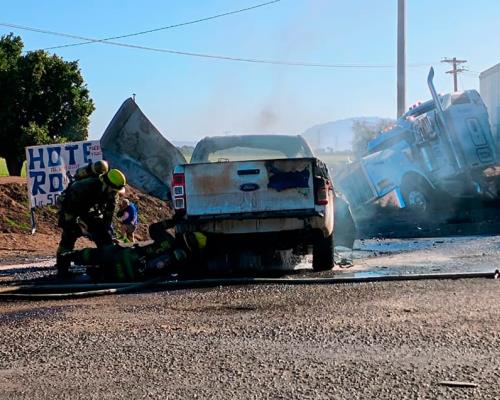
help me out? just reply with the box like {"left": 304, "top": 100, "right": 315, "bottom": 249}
{"left": 0, "top": 33, "right": 95, "bottom": 175}
{"left": 0, "top": 158, "right": 26, "bottom": 176}
{"left": 0, "top": 158, "right": 7, "bottom": 176}
{"left": 352, "top": 119, "right": 395, "bottom": 157}
{"left": 5, "top": 217, "right": 31, "bottom": 232}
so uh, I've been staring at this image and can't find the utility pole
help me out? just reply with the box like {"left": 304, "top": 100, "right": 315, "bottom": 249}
{"left": 397, "top": 0, "right": 406, "bottom": 117}
{"left": 441, "top": 57, "right": 467, "bottom": 91}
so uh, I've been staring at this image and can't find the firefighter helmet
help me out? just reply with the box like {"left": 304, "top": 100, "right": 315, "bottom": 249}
{"left": 101, "top": 169, "right": 127, "bottom": 192}
{"left": 91, "top": 160, "right": 109, "bottom": 175}
{"left": 193, "top": 232, "right": 207, "bottom": 250}
{"left": 183, "top": 232, "right": 207, "bottom": 251}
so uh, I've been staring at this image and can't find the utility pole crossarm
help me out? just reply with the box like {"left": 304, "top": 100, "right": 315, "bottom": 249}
{"left": 445, "top": 68, "right": 467, "bottom": 74}
{"left": 441, "top": 57, "right": 467, "bottom": 92}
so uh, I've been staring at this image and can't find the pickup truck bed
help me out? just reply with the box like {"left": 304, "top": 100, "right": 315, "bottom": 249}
{"left": 172, "top": 155, "right": 335, "bottom": 270}
{"left": 182, "top": 158, "right": 317, "bottom": 217}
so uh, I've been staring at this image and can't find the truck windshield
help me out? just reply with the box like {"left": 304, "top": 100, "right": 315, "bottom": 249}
{"left": 209, "top": 147, "right": 290, "bottom": 162}
{"left": 190, "top": 135, "right": 314, "bottom": 163}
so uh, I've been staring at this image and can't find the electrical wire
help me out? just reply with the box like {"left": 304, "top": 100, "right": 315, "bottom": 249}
{"left": 464, "top": 69, "right": 480, "bottom": 76}
{"left": 0, "top": 21, "right": 435, "bottom": 69}
{"left": 42, "top": 0, "right": 281, "bottom": 51}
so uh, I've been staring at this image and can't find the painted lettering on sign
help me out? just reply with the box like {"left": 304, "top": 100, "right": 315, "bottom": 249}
{"left": 25, "top": 140, "right": 102, "bottom": 208}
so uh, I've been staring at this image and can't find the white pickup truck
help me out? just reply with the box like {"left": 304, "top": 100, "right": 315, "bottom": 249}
{"left": 171, "top": 135, "right": 335, "bottom": 270}
{"left": 101, "top": 99, "right": 336, "bottom": 271}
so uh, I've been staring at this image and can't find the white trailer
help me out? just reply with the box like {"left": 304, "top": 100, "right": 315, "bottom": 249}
{"left": 480, "top": 63, "right": 500, "bottom": 152}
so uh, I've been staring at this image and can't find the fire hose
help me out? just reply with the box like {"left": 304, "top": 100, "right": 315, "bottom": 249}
{"left": 0, "top": 270, "right": 497, "bottom": 301}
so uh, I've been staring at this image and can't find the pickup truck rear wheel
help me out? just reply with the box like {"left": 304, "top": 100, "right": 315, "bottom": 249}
{"left": 312, "top": 234, "right": 334, "bottom": 271}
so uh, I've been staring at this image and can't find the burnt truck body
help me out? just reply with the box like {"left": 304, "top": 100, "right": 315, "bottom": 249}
{"left": 101, "top": 100, "right": 346, "bottom": 271}
{"left": 171, "top": 135, "right": 336, "bottom": 271}
{"left": 337, "top": 67, "right": 497, "bottom": 213}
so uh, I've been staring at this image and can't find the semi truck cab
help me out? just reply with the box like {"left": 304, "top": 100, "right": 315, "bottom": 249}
{"left": 338, "top": 67, "right": 497, "bottom": 213}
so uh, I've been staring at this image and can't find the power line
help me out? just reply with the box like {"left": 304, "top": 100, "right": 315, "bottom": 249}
{"left": 464, "top": 69, "right": 480, "bottom": 75}
{"left": 462, "top": 71, "right": 479, "bottom": 77}
{"left": 42, "top": 0, "right": 281, "bottom": 51}
{"left": 0, "top": 21, "right": 436, "bottom": 69}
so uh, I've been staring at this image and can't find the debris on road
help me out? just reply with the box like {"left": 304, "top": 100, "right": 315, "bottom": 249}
{"left": 437, "top": 381, "right": 479, "bottom": 388}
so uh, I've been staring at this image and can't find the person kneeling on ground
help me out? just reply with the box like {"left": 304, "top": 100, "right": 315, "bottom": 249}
{"left": 56, "top": 168, "right": 127, "bottom": 276}
{"left": 59, "top": 221, "right": 207, "bottom": 282}
{"left": 117, "top": 198, "right": 138, "bottom": 242}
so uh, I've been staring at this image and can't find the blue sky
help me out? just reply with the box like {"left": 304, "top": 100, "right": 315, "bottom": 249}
{"left": 1, "top": 0, "right": 499, "bottom": 142}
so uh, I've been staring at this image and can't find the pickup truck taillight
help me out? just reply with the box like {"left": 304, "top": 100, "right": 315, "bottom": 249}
{"left": 315, "top": 178, "right": 330, "bottom": 206}
{"left": 171, "top": 172, "right": 186, "bottom": 214}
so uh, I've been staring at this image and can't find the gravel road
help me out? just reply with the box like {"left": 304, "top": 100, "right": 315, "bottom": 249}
{"left": 0, "top": 277, "right": 498, "bottom": 399}
{"left": 0, "top": 236, "right": 499, "bottom": 399}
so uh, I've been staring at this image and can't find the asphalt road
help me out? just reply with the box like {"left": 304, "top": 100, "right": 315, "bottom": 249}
{"left": 0, "top": 236, "right": 499, "bottom": 399}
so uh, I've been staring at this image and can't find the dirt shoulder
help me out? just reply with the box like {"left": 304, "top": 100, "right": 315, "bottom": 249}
{"left": 0, "top": 176, "right": 26, "bottom": 185}
{"left": 0, "top": 178, "right": 172, "bottom": 261}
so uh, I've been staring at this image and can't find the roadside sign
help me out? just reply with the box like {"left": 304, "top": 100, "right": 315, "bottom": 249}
{"left": 25, "top": 140, "right": 102, "bottom": 208}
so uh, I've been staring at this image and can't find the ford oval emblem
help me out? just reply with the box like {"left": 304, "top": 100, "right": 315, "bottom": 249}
{"left": 240, "top": 183, "right": 260, "bottom": 192}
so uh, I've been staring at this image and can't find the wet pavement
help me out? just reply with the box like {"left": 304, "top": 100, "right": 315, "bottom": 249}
{"left": 1, "top": 235, "right": 499, "bottom": 284}
{"left": 345, "top": 235, "right": 500, "bottom": 276}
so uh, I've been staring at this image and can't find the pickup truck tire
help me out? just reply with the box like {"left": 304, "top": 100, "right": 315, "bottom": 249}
{"left": 312, "top": 234, "right": 334, "bottom": 271}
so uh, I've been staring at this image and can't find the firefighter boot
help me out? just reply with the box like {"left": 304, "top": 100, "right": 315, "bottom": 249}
{"left": 56, "top": 247, "right": 73, "bottom": 277}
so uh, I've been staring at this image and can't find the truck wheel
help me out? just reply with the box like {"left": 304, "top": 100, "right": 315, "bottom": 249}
{"left": 312, "top": 234, "right": 334, "bottom": 271}
{"left": 401, "top": 178, "right": 433, "bottom": 215}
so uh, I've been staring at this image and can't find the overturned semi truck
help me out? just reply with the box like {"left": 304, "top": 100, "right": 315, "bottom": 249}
{"left": 337, "top": 67, "right": 498, "bottom": 214}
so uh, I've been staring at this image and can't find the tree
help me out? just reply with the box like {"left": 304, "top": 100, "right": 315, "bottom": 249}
{"left": 352, "top": 118, "right": 395, "bottom": 157}
{"left": 0, "top": 34, "right": 95, "bottom": 175}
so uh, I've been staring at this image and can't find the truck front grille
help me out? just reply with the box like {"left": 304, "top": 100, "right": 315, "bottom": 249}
{"left": 338, "top": 163, "right": 375, "bottom": 208}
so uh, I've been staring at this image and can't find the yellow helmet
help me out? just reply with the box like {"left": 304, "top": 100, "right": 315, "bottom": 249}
{"left": 183, "top": 232, "right": 207, "bottom": 251}
{"left": 193, "top": 232, "right": 207, "bottom": 250}
{"left": 91, "top": 160, "right": 109, "bottom": 175}
{"left": 101, "top": 168, "right": 127, "bottom": 192}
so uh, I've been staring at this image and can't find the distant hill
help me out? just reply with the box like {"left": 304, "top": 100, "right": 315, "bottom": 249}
{"left": 302, "top": 117, "right": 388, "bottom": 151}
{"left": 172, "top": 140, "right": 197, "bottom": 148}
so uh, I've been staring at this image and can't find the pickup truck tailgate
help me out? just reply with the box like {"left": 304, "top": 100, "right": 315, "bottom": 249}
{"left": 184, "top": 159, "right": 316, "bottom": 216}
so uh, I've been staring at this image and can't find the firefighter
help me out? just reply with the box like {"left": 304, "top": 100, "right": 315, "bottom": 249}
{"left": 56, "top": 168, "right": 127, "bottom": 276}
{"left": 56, "top": 160, "right": 110, "bottom": 209}
{"left": 59, "top": 222, "right": 207, "bottom": 281}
